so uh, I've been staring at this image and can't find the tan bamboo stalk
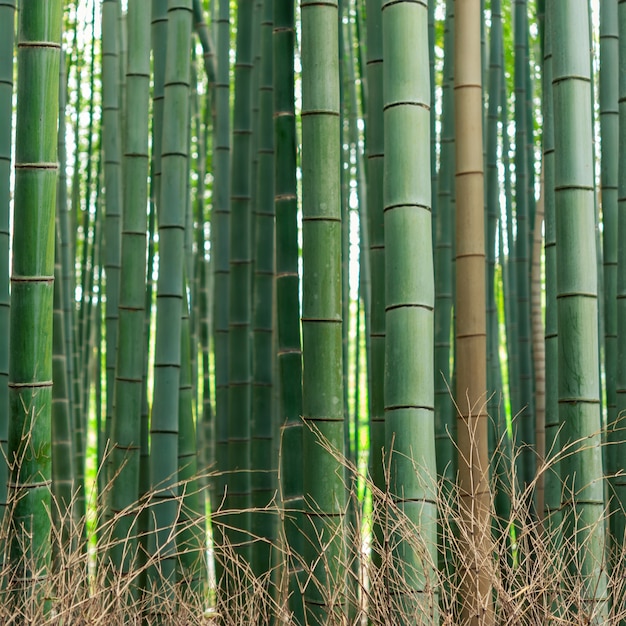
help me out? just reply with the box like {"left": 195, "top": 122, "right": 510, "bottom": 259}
{"left": 454, "top": 0, "right": 493, "bottom": 623}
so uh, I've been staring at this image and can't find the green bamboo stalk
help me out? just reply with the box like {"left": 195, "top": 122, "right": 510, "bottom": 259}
{"left": 434, "top": 0, "right": 455, "bottom": 484}
{"left": 454, "top": 0, "right": 493, "bottom": 622}
{"left": 251, "top": 0, "right": 276, "bottom": 583}
{"left": 341, "top": 7, "right": 366, "bottom": 618}
{"left": 148, "top": 0, "right": 193, "bottom": 602}
{"left": 108, "top": 0, "right": 151, "bottom": 580}
{"left": 8, "top": 0, "right": 62, "bottom": 598}
{"left": 102, "top": 0, "right": 124, "bottom": 481}
{"left": 192, "top": 57, "right": 213, "bottom": 516}
{"left": 228, "top": 0, "right": 255, "bottom": 562}
{"left": 55, "top": 50, "right": 79, "bottom": 496}
{"left": 365, "top": 0, "right": 385, "bottom": 580}
{"left": 502, "top": 76, "right": 519, "bottom": 432}
{"left": 211, "top": 0, "right": 231, "bottom": 594}
{"left": 301, "top": 0, "right": 346, "bottom": 618}
{"left": 428, "top": 0, "right": 436, "bottom": 228}
{"left": 77, "top": 0, "right": 98, "bottom": 420}
{"left": 53, "top": 52, "right": 77, "bottom": 544}
{"left": 273, "top": 0, "right": 304, "bottom": 616}
{"left": 434, "top": 0, "right": 456, "bottom": 597}
{"left": 551, "top": 2, "right": 608, "bottom": 621}
{"left": 541, "top": 0, "right": 560, "bottom": 539}
{"left": 145, "top": 6, "right": 167, "bottom": 574}
{"left": 601, "top": 0, "right": 621, "bottom": 550}
{"left": 513, "top": 0, "right": 535, "bottom": 494}
{"left": 486, "top": 0, "right": 511, "bottom": 546}
{"left": 68, "top": 1, "right": 82, "bottom": 256}
{"left": 383, "top": 0, "right": 437, "bottom": 620}
{"left": 486, "top": 0, "right": 502, "bottom": 427}
{"left": 615, "top": 0, "right": 626, "bottom": 572}
{"left": 0, "top": 0, "right": 15, "bottom": 524}
{"left": 337, "top": 5, "right": 355, "bottom": 619}
{"left": 176, "top": 286, "right": 206, "bottom": 598}
{"left": 52, "top": 237, "right": 75, "bottom": 558}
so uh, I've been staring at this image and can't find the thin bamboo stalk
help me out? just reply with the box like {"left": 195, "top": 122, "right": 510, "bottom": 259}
{"left": 273, "top": 0, "right": 304, "bottom": 616}
{"left": 0, "top": 0, "right": 15, "bottom": 523}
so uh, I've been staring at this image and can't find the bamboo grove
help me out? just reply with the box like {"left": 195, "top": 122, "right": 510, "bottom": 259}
{"left": 2, "top": 0, "right": 626, "bottom": 624}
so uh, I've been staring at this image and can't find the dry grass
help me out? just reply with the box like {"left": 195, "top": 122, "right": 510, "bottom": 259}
{"left": 1, "top": 414, "right": 626, "bottom": 625}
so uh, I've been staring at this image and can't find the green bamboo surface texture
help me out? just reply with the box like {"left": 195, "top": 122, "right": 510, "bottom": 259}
{"left": 212, "top": 0, "right": 231, "bottom": 593}
{"left": 601, "top": 0, "right": 622, "bottom": 548}
{"left": 382, "top": 0, "right": 437, "bottom": 620}
{"left": 0, "top": 0, "right": 15, "bottom": 522}
{"left": 541, "top": 0, "right": 562, "bottom": 568}
{"left": 68, "top": 4, "right": 82, "bottom": 256}
{"left": 136, "top": 172, "right": 156, "bottom": 595}
{"left": 176, "top": 286, "right": 205, "bottom": 597}
{"left": 524, "top": 13, "right": 536, "bottom": 250}
{"left": 55, "top": 54, "right": 81, "bottom": 516}
{"left": 365, "top": 0, "right": 385, "bottom": 578}
{"left": 192, "top": 67, "right": 213, "bottom": 514}
{"left": 145, "top": 4, "right": 167, "bottom": 573}
{"left": 301, "top": 0, "right": 346, "bottom": 619}
{"left": 77, "top": 2, "right": 98, "bottom": 426}
{"left": 339, "top": 0, "right": 349, "bottom": 456}
{"left": 251, "top": 0, "right": 276, "bottom": 581}
{"left": 150, "top": 0, "right": 167, "bottom": 219}
{"left": 53, "top": 52, "right": 76, "bottom": 539}
{"left": 119, "top": 10, "right": 127, "bottom": 154}
{"left": 273, "top": 0, "right": 304, "bottom": 617}
{"left": 454, "top": 0, "right": 492, "bottom": 622}
{"left": 434, "top": 0, "right": 455, "bottom": 484}
{"left": 52, "top": 239, "right": 75, "bottom": 557}
{"left": 228, "top": 0, "right": 255, "bottom": 562}
{"left": 337, "top": 6, "right": 358, "bottom": 620}
{"left": 615, "top": 0, "right": 626, "bottom": 561}
{"left": 486, "top": 0, "right": 511, "bottom": 543}
{"left": 149, "top": 0, "right": 193, "bottom": 598}
{"left": 102, "top": 0, "right": 123, "bottom": 469}
{"left": 143, "top": 5, "right": 167, "bottom": 572}
{"left": 434, "top": 0, "right": 457, "bottom": 592}
{"left": 551, "top": 3, "right": 608, "bottom": 619}
{"left": 513, "top": 0, "right": 535, "bottom": 493}
{"left": 109, "top": 0, "right": 151, "bottom": 578}
{"left": 63, "top": 217, "right": 85, "bottom": 523}
{"left": 486, "top": 0, "right": 503, "bottom": 427}
{"left": 428, "top": 0, "right": 435, "bottom": 228}
{"left": 502, "top": 71, "right": 519, "bottom": 433}
{"left": 9, "top": 0, "right": 62, "bottom": 589}
{"left": 346, "top": 7, "right": 369, "bottom": 492}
